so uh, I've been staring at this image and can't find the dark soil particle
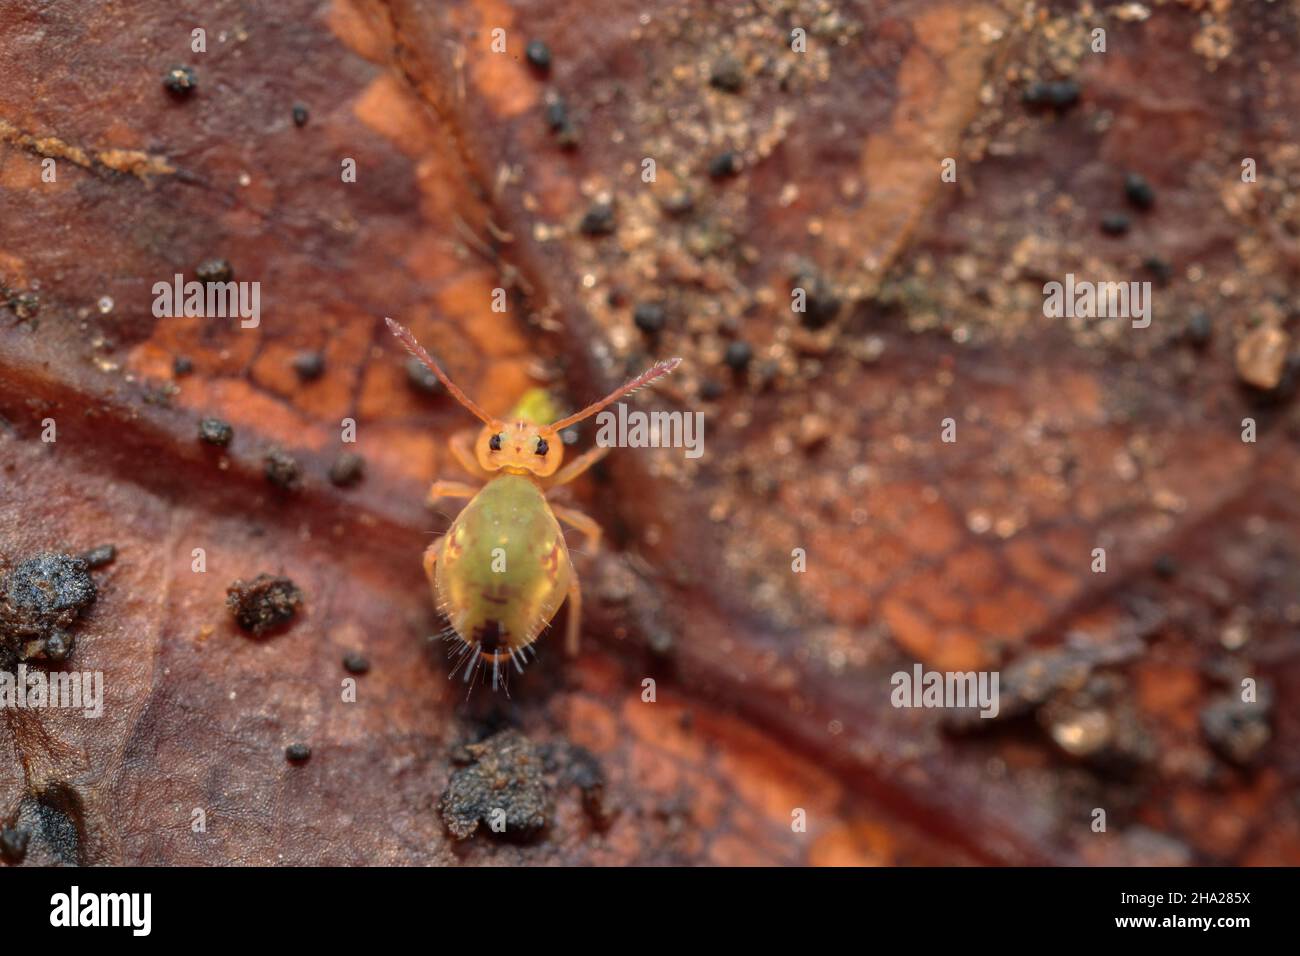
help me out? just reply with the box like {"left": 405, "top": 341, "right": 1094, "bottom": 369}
{"left": 1143, "top": 256, "right": 1172, "bottom": 285}
{"left": 1022, "top": 79, "right": 1080, "bottom": 110}
{"left": 633, "top": 302, "right": 667, "bottom": 334}
{"left": 1153, "top": 554, "right": 1178, "bottom": 579}
{"left": 263, "top": 447, "right": 303, "bottom": 491}
{"left": 724, "top": 340, "right": 753, "bottom": 369}
{"left": 439, "top": 729, "right": 549, "bottom": 841}
{"left": 544, "top": 96, "right": 569, "bottom": 131}
{"left": 0, "top": 553, "right": 97, "bottom": 665}
{"left": 79, "top": 544, "right": 116, "bottom": 570}
{"left": 700, "top": 379, "right": 725, "bottom": 400}
{"left": 793, "top": 270, "right": 842, "bottom": 330}
{"left": 163, "top": 64, "right": 197, "bottom": 95}
{"left": 1124, "top": 172, "right": 1155, "bottom": 210}
{"left": 342, "top": 652, "right": 370, "bottom": 675}
{"left": 225, "top": 574, "right": 303, "bottom": 637}
{"left": 0, "top": 825, "right": 29, "bottom": 864}
{"left": 328, "top": 452, "right": 366, "bottom": 488}
{"left": 1100, "top": 213, "right": 1131, "bottom": 237}
{"left": 525, "top": 40, "right": 551, "bottom": 73}
{"left": 291, "top": 104, "right": 309, "bottom": 127}
{"left": 543, "top": 96, "right": 578, "bottom": 148}
{"left": 285, "top": 743, "right": 312, "bottom": 764}
{"left": 709, "top": 55, "right": 745, "bottom": 93}
{"left": 173, "top": 355, "right": 194, "bottom": 376}
{"left": 579, "top": 202, "right": 616, "bottom": 237}
{"left": 708, "top": 151, "right": 742, "bottom": 179}
{"left": 194, "top": 258, "right": 232, "bottom": 283}
{"left": 198, "top": 416, "right": 233, "bottom": 446}
{"left": 291, "top": 350, "right": 326, "bottom": 382}
{"left": 405, "top": 356, "right": 442, "bottom": 394}
{"left": 1186, "top": 310, "right": 1212, "bottom": 348}
{"left": 1201, "top": 691, "right": 1272, "bottom": 766}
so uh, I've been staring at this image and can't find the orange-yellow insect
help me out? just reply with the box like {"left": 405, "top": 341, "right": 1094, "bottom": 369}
{"left": 386, "top": 318, "right": 680, "bottom": 690}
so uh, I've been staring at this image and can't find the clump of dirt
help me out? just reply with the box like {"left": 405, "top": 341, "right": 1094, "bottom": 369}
{"left": 439, "top": 729, "right": 549, "bottom": 841}
{"left": 225, "top": 574, "right": 303, "bottom": 637}
{"left": 0, "top": 552, "right": 97, "bottom": 664}
{"left": 163, "top": 64, "right": 197, "bottom": 95}
{"left": 263, "top": 447, "right": 303, "bottom": 492}
{"left": 327, "top": 452, "right": 365, "bottom": 488}
{"left": 1201, "top": 688, "right": 1272, "bottom": 767}
{"left": 197, "top": 417, "right": 233, "bottom": 446}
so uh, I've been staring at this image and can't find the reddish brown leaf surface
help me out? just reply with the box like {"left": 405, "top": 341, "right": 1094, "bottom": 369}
{"left": 1, "top": 0, "right": 1297, "bottom": 865}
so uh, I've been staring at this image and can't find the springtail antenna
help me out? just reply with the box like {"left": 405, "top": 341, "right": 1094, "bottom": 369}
{"left": 550, "top": 358, "right": 682, "bottom": 431}
{"left": 384, "top": 317, "right": 495, "bottom": 426}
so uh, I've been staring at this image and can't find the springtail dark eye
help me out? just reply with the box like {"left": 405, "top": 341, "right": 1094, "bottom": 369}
{"left": 535, "top": 438, "right": 549, "bottom": 456}
{"left": 489, "top": 434, "right": 502, "bottom": 451}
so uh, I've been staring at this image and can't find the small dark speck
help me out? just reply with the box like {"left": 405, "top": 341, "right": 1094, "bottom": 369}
{"left": 700, "top": 379, "right": 725, "bottom": 400}
{"left": 708, "top": 151, "right": 742, "bottom": 179}
{"left": 1143, "top": 256, "right": 1172, "bottom": 285}
{"left": 405, "top": 356, "right": 442, "bottom": 394}
{"left": 525, "top": 40, "right": 551, "bottom": 73}
{"left": 343, "top": 652, "right": 370, "bottom": 675}
{"left": 544, "top": 96, "right": 578, "bottom": 149}
{"left": 328, "top": 452, "right": 366, "bottom": 488}
{"left": 285, "top": 743, "right": 312, "bottom": 764}
{"left": 198, "top": 417, "right": 233, "bottom": 447}
{"left": 633, "top": 302, "right": 667, "bottom": 335}
{"left": 1153, "top": 554, "right": 1177, "bottom": 579}
{"left": 1124, "top": 172, "right": 1155, "bottom": 210}
{"left": 793, "top": 271, "right": 842, "bottom": 330}
{"left": 163, "top": 64, "right": 197, "bottom": 95}
{"left": 709, "top": 56, "right": 744, "bottom": 93}
{"left": 264, "top": 447, "right": 303, "bottom": 492}
{"left": 545, "top": 96, "right": 569, "bottom": 131}
{"left": 173, "top": 355, "right": 194, "bottom": 376}
{"left": 80, "top": 544, "right": 116, "bottom": 570}
{"left": 292, "top": 104, "right": 309, "bottom": 127}
{"left": 291, "top": 350, "right": 326, "bottom": 382}
{"left": 1186, "top": 310, "right": 1212, "bottom": 348}
{"left": 1100, "top": 213, "right": 1130, "bottom": 237}
{"left": 724, "top": 340, "right": 752, "bottom": 369}
{"left": 1022, "top": 79, "right": 1079, "bottom": 110}
{"left": 579, "top": 202, "right": 616, "bottom": 236}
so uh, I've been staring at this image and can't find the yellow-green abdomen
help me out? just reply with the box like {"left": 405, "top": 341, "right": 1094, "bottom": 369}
{"left": 435, "top": 474, "right": 571, "bottom": 662}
